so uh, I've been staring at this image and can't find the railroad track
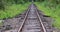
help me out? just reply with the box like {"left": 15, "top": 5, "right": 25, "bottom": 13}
{"left": 17, "top": 4, "right": 53, "bottom": 32}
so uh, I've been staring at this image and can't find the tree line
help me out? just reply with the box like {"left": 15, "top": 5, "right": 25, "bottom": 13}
{"left": 0, "top": 0, "right": 60, "bottom": 10}
{"left": 0, "top": 0, "right": 32, "bottom": 10}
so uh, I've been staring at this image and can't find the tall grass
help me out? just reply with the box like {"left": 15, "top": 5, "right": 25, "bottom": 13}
{"left": 0, "top": 3, "right": 31, "bottom": 19}
{"left": 35, "top": 2, "right": 60, "bottom": 29}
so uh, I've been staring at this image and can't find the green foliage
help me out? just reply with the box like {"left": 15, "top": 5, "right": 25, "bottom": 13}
{"left": 0, "top": 3, "right": 31, "bottom": 19}
{"left": 0, "top": 0, "right": 5, "bottom": 10}
{"left": 0, "top": 0, "right": 31, "bottom": 10}
{"left": 35, "top": 2, "right": 60, "bottom": 29}
{"left": 34, "top": 0, "right": 60, "bottom": 29}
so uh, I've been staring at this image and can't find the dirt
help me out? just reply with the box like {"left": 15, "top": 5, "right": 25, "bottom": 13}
{"left": 0, "top": 12, "right": 26, "bottom": 32}
{"left": 52, "top": 27, "right": 60, "bottom": 32}
{"left": 38, "top": 10, "right": 60, "bottom": 32}
{"left": 0, "top": 4, "right": 60, "bottom": 32}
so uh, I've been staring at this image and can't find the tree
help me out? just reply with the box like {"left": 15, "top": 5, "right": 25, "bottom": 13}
{"left": 0, "top": 0, "right": 5, "bottom": 10}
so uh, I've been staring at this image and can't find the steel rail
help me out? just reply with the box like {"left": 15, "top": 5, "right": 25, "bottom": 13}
{"left": 35, "top": 7, "right": 47, "bottom": 32}
{"left": 17, "top": 7, "right": 30, "bottom": 32}
{"left": 17, "top": 4, "right": 47, "bottom": 32}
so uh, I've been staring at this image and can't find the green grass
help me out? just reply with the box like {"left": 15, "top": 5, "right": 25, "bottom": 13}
{"left": 0, "top": 3, "right": 31, "bottom": 19}
{"left": 35, "top": 2, "right": 60, "bottom": 29}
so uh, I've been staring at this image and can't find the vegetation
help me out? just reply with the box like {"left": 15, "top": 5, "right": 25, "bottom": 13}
{"left": 0, "top": 0, "right": 31, "bottom": 26}
{"left": 0, "top": 0, "right": 60, "bottom": 29}
{"left": 0, "top": 0, "right": 31, "bottom": 19}
{"left": 35, "top": 0, "right": 60, "bottom": 29}
{"left": 0, "top": 3, "right": 30, "bottom": 19}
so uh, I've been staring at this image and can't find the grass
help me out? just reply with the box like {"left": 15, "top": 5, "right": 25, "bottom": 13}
{"left": 35, "top": 2, "right": 60, "bottom": 29}
{"left": 0, "top": 2, "right": 31, "bottom": 19}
